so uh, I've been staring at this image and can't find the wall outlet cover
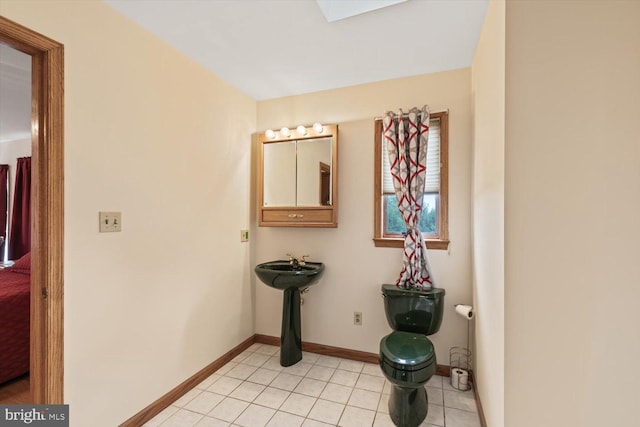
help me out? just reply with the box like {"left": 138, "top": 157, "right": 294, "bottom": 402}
{"left": 354, "top": 311, "right": 362, "bottom": 326}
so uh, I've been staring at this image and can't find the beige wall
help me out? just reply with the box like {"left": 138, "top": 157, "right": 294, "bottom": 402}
{"left": 0, "top": 1, "right": 257, "bottom": 426}
{"left": 254, "top": 69, "right": 473, "bottom": 365}
{"left": 505, "top": 1, "right": 640, "bottom": 426}
{"left": 9, "top": 2, "right": 636, "bottom": 426}
{"left": 471, "top": 1, "right": 505, "bottom": 426}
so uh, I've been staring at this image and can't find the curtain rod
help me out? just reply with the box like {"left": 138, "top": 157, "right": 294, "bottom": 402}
{"left": 374, "top": 108, "right": 449, "bottom": 121}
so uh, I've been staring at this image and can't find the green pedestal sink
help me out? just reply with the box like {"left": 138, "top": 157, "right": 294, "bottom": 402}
{"left": 255, "top": 260, "right": 325, "bottom": 366}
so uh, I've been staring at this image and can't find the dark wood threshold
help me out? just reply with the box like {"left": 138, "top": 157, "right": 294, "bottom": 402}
{"left": 119, "top": 335, "right": 255, "bottom": 427}
{"left": 0, "top": 373, "right": 30, "bottom": 404}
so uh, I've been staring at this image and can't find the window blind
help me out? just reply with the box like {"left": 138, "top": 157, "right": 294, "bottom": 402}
{"left": 382, "top": 117, "right": 441, "bottom": 195}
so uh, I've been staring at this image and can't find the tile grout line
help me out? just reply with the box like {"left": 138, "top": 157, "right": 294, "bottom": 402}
{"left": 154, "top": 344, "right": 477, "bottom": 427}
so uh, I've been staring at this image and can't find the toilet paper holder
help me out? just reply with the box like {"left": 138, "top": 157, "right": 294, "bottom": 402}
{"left": 449, "top": 303, "right": 474, "bottom": 391}
{"left": 449, "top": 347, "right": 472, "bottom": 391}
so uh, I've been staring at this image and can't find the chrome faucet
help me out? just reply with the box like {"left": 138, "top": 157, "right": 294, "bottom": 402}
{"left": 286, "top": 253, "right": 309, "bottom": 268}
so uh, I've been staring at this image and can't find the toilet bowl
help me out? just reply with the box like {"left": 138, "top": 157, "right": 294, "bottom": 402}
{"left": 379, "top": 284, "right": 445, "bottom": 427}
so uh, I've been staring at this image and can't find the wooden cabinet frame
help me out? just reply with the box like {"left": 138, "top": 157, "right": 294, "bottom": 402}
{"left": 258, "top": 124, "right": 338, "bottom": 228}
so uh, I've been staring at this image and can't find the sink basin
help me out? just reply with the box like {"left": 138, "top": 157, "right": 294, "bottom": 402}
{"left": 255, "top": 260, "right": 325, "bottom": 290}
{"left": 255, "top": 259, "right": 325, "bottom": 366}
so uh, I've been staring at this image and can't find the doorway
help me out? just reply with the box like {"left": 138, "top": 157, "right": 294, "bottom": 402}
{"left": 319, "top": 162, "right": 331, "bottom": 206}
{"left": 0, "top": 16, "right": 64, "bottom": 404}
{"left": 0, "top": 43, "right": 32, "bottom": 403}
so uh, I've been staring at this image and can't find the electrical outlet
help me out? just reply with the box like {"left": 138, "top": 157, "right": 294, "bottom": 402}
{"left": 99, "top": 211, "right": 122, "bottom": 232}
{"left": 240, "top": 229, "right": 249, "bottom": 242}
{"left": 354, "top": 312, "right": 362, "bottom": 326}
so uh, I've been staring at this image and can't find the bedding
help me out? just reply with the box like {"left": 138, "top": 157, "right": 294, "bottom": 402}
{"left": 0, "top": 253, "right": 30, "bottom": 384}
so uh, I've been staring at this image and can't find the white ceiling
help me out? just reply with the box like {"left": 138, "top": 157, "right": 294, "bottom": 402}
{"left": 0, "top": 0, "right": 489, "bottom": 143}
{"left": 102, "top": 0, "right": 489, "bottom": 100}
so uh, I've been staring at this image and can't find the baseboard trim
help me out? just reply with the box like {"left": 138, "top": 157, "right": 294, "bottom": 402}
{"left": 255, "top": 334, "right": 379, "bottom": 364}
{"left": 253, "top": 334, "right": 280, "bottom": 347}
{"left": 435, "top": 364, "right": 450, "bottom": 377}
{"left": 471, "top": 371, "right": 488, "bottom": 427}
{"left": 120, "top": 333, "right": 458, "bottom": 426}
{"left": 254, "top": 334, "right": 451, "bottom": 377}
{"left": 119, "top": 335, "right": 255, "bottom": 427}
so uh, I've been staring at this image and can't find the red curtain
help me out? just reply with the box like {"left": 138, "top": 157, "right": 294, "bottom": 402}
{"left": 8, "top": 157, "right": 31, "bottom": 260}
{"left": 0, "top": 164, "right": 8, "bottom": 257}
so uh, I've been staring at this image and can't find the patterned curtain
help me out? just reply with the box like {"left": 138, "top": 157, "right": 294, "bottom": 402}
{"left": 383, "top": 106, "right": 436, "bottom": 289}
{"left": 0, "top": 164, "right": 8, "bottom": 259}
{"left": 8, "top": 157, "right": 31, "bottom": 260}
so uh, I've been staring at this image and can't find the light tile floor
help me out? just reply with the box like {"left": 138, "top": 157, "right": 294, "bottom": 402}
{"left": 144, "top": 344, "right": 481, "bottom": 427}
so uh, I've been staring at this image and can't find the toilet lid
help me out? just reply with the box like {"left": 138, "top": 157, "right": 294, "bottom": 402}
{"left": 380, "top": 331, "right": 435, "bottom": 371}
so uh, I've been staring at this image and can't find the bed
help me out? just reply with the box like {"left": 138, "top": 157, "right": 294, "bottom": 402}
{"left": 0, "top": 252, "right": 30, "bottom": 385}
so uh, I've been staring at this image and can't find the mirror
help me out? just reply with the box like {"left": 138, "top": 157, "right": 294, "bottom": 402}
{"left": 263, "top": 141, "right": 296, "bottom": 206}
{"left": 263, "top": 138, "right": 333, "bottom": 207}
{"left": 258, "top": 124, "right": 338, "bottom": 227}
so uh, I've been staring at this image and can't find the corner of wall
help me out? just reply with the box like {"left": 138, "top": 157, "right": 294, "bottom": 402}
{"left": 470, "top": 0, "right": 505, "bottom": 426}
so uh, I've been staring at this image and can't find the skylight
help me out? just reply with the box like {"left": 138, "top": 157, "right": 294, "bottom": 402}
{"left": 315, "top": 0, "right": 408, "bottom": 22}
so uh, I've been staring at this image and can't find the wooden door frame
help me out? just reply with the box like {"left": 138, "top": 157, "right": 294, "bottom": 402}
{"left": 319, "top": 161, "right": 330, "bottom": 206}
{"left": 0, "top": 16, "right": 64, "bottom": 404}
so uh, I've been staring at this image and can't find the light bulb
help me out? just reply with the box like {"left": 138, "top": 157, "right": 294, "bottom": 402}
{"left": 296, "top": 125, "right": 307, "bottom": 136}
{"left": 265, "top": 129, "right": 275, "bottom": 139}
{"left": 313, "top": 123, "right": 324, "bottom": 133}
{"left": 280, "top": 127, "right": 291, "bottom": 137}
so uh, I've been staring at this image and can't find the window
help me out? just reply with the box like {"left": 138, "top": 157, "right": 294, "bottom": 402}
{"left": 373, "top": 111, "right": 449, "bottom": 249}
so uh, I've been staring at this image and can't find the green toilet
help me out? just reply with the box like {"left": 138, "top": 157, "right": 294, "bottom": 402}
{"left": 379, "top": 284, "right": 445, "bottom": 427}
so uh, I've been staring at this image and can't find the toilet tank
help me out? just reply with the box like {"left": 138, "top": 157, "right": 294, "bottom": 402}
{"left": 381, "top": 284, "right": 445, "bottom": 335}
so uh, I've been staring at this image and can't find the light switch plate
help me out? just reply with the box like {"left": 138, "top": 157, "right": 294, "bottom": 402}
{"left": 99, "top": 211, "right": 122, "bottom": 232}
{"left": 240, "top": 229, "right": 249, "bottom": 242}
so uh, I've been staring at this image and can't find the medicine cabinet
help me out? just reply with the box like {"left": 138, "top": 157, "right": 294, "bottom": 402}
{"left": 258, "top": 124, "right": 338, "bottom": 227}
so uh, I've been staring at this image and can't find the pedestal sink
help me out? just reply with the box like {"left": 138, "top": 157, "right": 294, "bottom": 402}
{"left": 255, "top": 260, "right": 325, "bottom": 366}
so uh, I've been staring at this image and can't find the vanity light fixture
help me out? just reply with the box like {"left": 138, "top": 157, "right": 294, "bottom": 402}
{"left": 265, "top": 123, "right": 325, "bottom": 139}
